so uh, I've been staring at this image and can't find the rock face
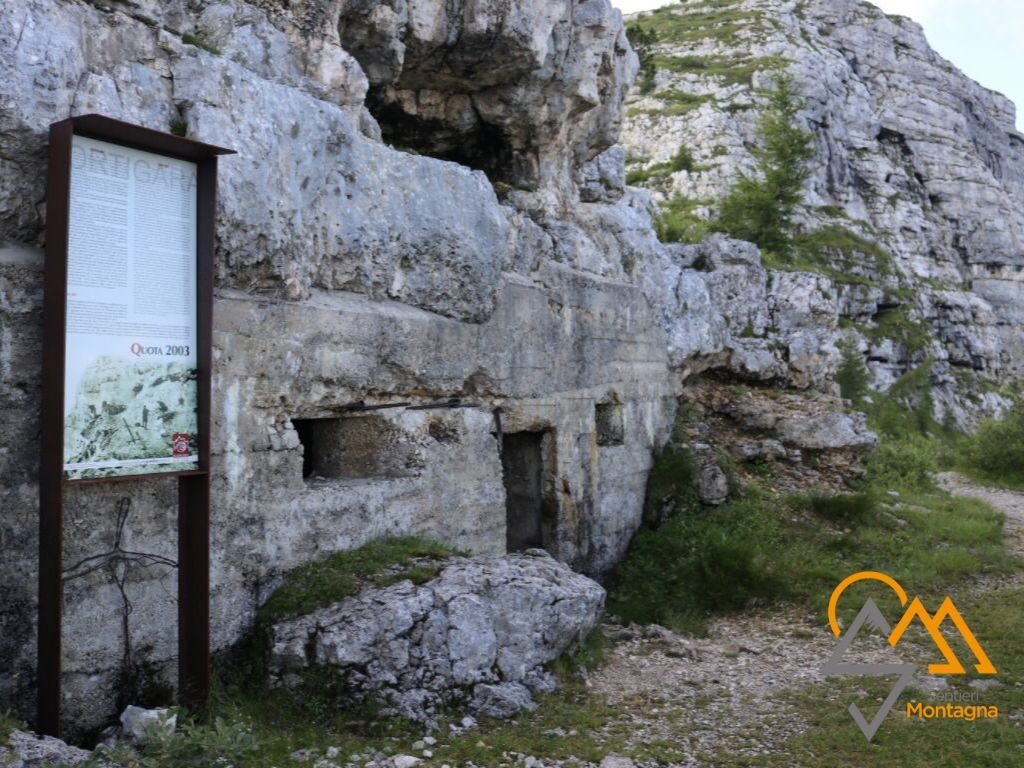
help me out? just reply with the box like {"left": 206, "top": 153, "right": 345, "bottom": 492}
{"left": 0, "top": 0, "right": 677, "bottom": 738}
{"left": 268, "top": 551, "right": 605, "bottom": 724}
{"left": 337, "top": 0, "right": 638, "bottom": 195}
{"left": 0, "top": 0, "right": 1019, "bottom": 739}
{"left": 622, "top": 0, "right": 1024, "bottom": 427}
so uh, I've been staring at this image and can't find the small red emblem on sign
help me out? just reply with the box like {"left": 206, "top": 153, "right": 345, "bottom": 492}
{"left": 172, "top": 433, "right": 191, "bottom": 457}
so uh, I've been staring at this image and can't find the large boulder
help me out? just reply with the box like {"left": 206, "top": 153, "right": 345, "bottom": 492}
{"left": 268, "top": 550, "right": 605, "bottom": 724}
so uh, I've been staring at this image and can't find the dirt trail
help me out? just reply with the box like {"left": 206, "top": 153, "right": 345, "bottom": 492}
{"left": 582, "top": 474, "right": 1024, "bottom": 766}
{"left": 936, "top": 471, "right": 1024, "bottom": 558}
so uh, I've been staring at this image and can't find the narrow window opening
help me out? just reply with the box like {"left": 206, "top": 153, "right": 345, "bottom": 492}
{"left": 292, "top": 414, "right": 422, "bottom": 482}
{"left": 595, "top": 401, "right": 625, "bottom": 446}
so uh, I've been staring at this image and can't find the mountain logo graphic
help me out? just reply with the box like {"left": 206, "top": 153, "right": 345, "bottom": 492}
{"left": 821, "top": 571, "right": 997, "bottom": 741}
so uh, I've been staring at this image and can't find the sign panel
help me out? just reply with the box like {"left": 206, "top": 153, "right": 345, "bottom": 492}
{"left": 63, "top": 135, "right": 199, "bottom": 480}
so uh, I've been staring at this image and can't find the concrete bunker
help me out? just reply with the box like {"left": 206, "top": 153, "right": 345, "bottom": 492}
{"left": 501, "top": 430, "right": 557, "bottom": 554}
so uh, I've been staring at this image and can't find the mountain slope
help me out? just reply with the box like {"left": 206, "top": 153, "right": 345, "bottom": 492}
{"left": 622, "top": 0, "right": 1024, "bottom": 425}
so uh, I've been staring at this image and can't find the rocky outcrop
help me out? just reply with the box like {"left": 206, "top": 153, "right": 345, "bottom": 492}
{"left": 622, "top": 0, "right": 1024, "bottom": 426}
{"left": 336, "top": 0, "right": 638, "bottom": 195}
{"left": 0, "top": 729, "right": 92, "bottom": 766}
{"left": 268, "top": 551, "right": 604, "bottom": 724}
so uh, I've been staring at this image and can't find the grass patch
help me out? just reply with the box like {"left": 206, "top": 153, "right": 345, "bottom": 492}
{"left": 606, "top": 388, "right": 1017, "bottom": 635}
{"left": 256, "top": 537, "right": 457, "bottom": 625}
{"left": 626, "top": 144, "right": 698, "bottom": 185}
{"left": 764, "top": 225, "right": 896, "bottom": 286}
{"left": 629, "top": 88, "right": 713, "bottom": 117}
{"left": 181, "top": 31, "right": 221, "bottom": 55}
{"left": 0, "top": 711, "right": 24, "bottom": 746}
{"left": 865, "top": 305, "right": 932, "bottom": 354}
{"left": 749, "top": 587, "right": 1024, "bottom": 767}
{"left": 654, "top": 54, "right": 787, "bottom": 87}
{"left": 629, "top": 4, "right": 767, "bottom": 48}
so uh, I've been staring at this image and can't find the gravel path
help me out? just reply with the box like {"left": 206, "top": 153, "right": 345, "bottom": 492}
{"left": 575, "top": 474, "right": 1024, "bottom": 767}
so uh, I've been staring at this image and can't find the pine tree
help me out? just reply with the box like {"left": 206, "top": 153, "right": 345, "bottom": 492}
{"left": 716, "top": 73, "right": 815, "bottom": 258}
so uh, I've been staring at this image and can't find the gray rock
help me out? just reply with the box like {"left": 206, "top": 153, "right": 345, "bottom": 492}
{"left": 268, "top": 551, "right": 604, "bottom": 723}
{"left": 774, "top": 411, "right": 877, "bottom": 452}
{"left": 470, "top": 682, "right": 537, "bottom": 719}
{"left": 0, "top": 730, "right": 92, "bottom": 766}
{"left": 696, "top": 462, "right": 729, "bottom": 506}
{"left": 120, "top": 705, "right": 176, "bottom": 745}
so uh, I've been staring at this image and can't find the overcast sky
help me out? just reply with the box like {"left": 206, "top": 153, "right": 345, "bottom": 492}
{"left": 613, "top": 0, "right": 1023, "bottom": 130}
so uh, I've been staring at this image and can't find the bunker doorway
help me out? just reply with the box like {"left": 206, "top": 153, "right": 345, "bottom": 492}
{"left": 501, "top": 431, "right": 555, "bottom": 554}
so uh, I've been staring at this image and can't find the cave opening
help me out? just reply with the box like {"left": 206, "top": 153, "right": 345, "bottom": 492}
{"left": 366, "top": 91, "right": 533, "bottom": 187}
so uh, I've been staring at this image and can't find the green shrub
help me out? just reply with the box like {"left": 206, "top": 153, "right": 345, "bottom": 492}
{"left": 669, "top": 144, "right": 696, "bottom": 172}
{"left": 655, "top": 195, "right": 712, "bottom": 244}
{"left": 92, "top": 713, "right": 262, "bottom": 768}
{"left": 625, "top": 144, "right": 698, "bottom": 185}
{"left": 959, "top": 403, "right": 1024, "bottom": 488}
{"left": 625, "top": 25, "right": 658, "bottom": 94}
{"left": 607, "top": 487, "right": 789, "bottom": 632}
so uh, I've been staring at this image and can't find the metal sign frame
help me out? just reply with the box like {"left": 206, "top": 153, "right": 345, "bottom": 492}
{"left": 39, "top": 114, "right": 234, "bottom": 736}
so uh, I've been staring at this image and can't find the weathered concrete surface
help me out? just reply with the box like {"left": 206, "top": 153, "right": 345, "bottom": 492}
{"left": 268, "top": 550, "right": 605, "bottom": 725}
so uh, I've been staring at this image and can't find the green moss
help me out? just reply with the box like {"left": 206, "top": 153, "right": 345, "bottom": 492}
{"left": 257, "top": 537, "right": 457, "bottom": 625}
{"left": 0, "top": 711, "right": 24, "bottom": 746}
{"left": 181, "top": 31, "right": 221, "bottom": 55}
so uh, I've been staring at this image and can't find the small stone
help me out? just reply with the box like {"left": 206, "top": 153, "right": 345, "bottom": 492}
{"left": 600, "top": 755, "right": 637, "bottom": 768}
{"left": 120, "top": 706, "right": 176, "bottom": 745}
{"left": 422, "top": 737, "right": 436, "bottom": 746}
{"left": 969, "top": 679, "right": 1004, "bottom": 691}
{"left": 391, "top": 756, "right": 422, "bottom": 768}
{"left": 412, "top": 741, "right": 425, "bottom": 751}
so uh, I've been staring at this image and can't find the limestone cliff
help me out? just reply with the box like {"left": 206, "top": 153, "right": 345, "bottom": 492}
{"left": 622, "top": 0, "right": 1024, "bottom": 425}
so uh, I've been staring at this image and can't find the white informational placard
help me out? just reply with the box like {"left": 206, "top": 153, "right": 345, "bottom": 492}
{"left": 63, "top": 135, "right": 199, "bottom": 480}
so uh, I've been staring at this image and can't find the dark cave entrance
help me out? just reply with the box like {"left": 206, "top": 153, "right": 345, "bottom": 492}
{"left": 367, "top": 92, "right": 534, "bottom": 187}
